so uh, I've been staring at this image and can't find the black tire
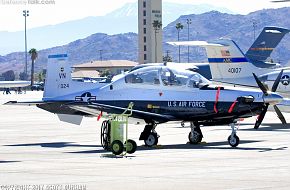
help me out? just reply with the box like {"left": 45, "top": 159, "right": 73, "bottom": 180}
{"left": 228, "top": 134, "right": 240, "bottom": 147}
{"left": 188, "top": 131, "right": 202, "bottom": 144}
{"left": 111, "top": 140, "right": 124, "bottom": 155}
{"left": 125, "top": 139, "right": 137, "bottom": 154}
{"left": 144, "top": 132, "right": 158, "bottom": 147}
{"left": 101, "top": 120, "right": 111, "bottom": 151}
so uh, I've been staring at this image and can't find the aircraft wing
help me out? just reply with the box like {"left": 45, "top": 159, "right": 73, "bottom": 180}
{"left": 167, "top": 41, "right": 227, "bottom": 47}
{"left": 211, "top": 79, "right": 259, "bottom": 88}
{"left": 68, "top": 102, "right": 176, "bottom": 122}
{"left": 276, "top": 98, "right": 290, "bottom": 113}
{"left": 0, "top": 81, "right": 30, "bottom": 88}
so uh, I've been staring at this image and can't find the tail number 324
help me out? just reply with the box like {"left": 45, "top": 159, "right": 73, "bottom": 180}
{"left": 59, "top": 83, "right": 70, "bottom": 89}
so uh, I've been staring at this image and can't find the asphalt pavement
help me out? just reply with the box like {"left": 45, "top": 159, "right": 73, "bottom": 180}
{"left": 0, "top": 92, "right": 290, "bottom": 190}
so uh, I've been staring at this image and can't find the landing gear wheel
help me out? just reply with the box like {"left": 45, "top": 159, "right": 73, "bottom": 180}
{"left": 144, "top": 132, "right": 158, "bottom": 147}
{"left": 188, "top": 131, "right": 202, "bottom": 144}
{"left": 125, "top": 139, "right": 137, "bottom": 154}
{"left": 111, "top": 140, "right": 124, "bottom": 155}
{"left": 228, "top": 134, "right": 240, "bottom": 147}
{"left": 101, "top": 120, "right": 110, "bottom": 150}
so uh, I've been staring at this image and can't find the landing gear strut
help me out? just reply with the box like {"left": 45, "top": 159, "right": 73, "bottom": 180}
{"left": 228, "top": 123, "right": 240, "bottom": 147}
{"left": 188, "top": 122, "right": 203, "bottom": 144}
{"left": 139, "top": 122, "right": 159, "bottom": 147}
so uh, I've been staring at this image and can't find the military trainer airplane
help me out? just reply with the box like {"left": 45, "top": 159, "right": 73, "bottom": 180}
{"left": 5, "top": 53, "right": 287, "bottom": 148}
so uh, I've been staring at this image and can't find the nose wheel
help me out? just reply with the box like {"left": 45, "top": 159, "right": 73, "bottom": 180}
{"left": 228, "top": 122, "right": 240, "bottom": 147}
{"left": 228, "top": 134, "right": 240, "bottom": 147}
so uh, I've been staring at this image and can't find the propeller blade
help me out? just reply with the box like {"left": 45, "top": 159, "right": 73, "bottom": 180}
{"left": 253, "top": 73, "right": 268, "bottom": 95}
{"left": 272, "top": 69, "right": 284, "bottom": 92}
{"left": 273, "top": 105, "right": 287, "bottom": 125}
{"left": 254, "top": 105, "right": 269, "bottom": 129}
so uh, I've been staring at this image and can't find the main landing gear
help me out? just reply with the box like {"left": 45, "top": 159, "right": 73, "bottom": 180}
{"left": 227, "top": 123, "right": 240, "bottom": 147}
{"left": 139, "top": 122, "right": 159, "bottom": 147}
{"left": 138, "top": 121, "right": 240, "bottom": 148}
{"left": 188, "top": 122, "right": 203, "bottom": 144}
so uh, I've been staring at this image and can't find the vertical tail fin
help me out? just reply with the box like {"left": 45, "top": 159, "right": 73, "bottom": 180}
{"left": 246, "top": 27, "right": 290, "bottom": 63}
{"left": 204, "top": 39, "right": 262, "bottom": 81}
{"left": 44, "top": 54, "right": 104, "bottom": 101}
{"left": 44, "top": 54, "right": 72, "bottom": 99}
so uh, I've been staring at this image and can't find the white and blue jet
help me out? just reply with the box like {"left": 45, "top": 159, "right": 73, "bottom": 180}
{"left": 5, "top": 54, "right": 286, "bottom": 148}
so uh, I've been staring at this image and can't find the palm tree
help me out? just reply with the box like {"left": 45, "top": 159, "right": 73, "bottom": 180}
{"left": 152, "top": 20, "right": 162, "bottom": 62}
{"left": 175, "top": 22, "right": 184, "bottom": 63}
{"left": 29, "top": 48, "right": 38, "bottom": 86}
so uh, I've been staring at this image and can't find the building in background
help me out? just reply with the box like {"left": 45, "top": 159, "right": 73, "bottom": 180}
{"left": 72, "top": 60, "right": 138, "bottom": 78}
{"left": 138, "top": 0, "right": 162, "bottom": 64}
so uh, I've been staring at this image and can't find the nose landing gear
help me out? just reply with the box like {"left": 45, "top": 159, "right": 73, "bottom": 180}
{"left": 228, "top": 122, "right": 240, "bottom": 147}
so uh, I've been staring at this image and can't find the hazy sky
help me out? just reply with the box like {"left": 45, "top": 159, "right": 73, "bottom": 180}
{"left": 0, "top": 0, "right": 289, "bottom": 32}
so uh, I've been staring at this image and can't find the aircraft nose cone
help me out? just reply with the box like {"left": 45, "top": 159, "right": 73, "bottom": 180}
{"left": 263, "top": 93, "right": 284, "bottom": 105}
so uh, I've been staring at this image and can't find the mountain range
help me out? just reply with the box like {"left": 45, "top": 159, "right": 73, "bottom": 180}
{"left": 0, "top": 7, "right": 290, "bottom": 75}
{"left": 0, "top": 2, "right": 233, "bottom": 55}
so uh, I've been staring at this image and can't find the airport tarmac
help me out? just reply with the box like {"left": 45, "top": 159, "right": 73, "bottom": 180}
{"left": 0, "top": 91, "right": 290, "bottom": 190}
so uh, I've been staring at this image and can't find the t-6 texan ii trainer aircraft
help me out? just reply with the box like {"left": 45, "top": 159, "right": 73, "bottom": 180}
{"left": 5, "top": 54, "right": 287, "bottom": 148}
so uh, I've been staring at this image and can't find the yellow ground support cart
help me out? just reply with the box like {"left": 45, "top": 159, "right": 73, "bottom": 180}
{"left": 100, "top": 102, "right": 137, "bottom": 155}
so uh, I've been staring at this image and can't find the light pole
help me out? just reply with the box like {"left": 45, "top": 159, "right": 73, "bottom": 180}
{"left": 186, "top": 18, "right": 192, "bottom": 63}
{"left": 253, "top": 20, "right": 258, "bottom": 41}
{"left": 175, "top": 22, "right": 183, "bottom": 63}
{"left": 23, "top": 10, "right": 29, "bottom": 79}
{"left": 99, "top": 50, "right": 103, "bottom": 61}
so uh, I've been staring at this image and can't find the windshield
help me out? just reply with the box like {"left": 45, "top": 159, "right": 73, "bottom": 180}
{"left": 160, "top": 67, "right": 210, "bottom": 88}
{"left": 125, "top": 66, "right": 210, "bottom": 88}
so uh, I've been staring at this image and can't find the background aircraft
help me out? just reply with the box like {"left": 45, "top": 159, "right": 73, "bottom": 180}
{"left": 245, "top": 27, "right": 290, "bottom": 68}
{"left": 168, "top": 37, "right": 290, "bottom": 97}
{"left": 5, "top": 54, "right": 286, "bottom": 148}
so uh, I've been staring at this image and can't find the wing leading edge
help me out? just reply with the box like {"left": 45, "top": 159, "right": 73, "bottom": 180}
{"left": 68, "top": 102, "right": 176, "bottom": 122}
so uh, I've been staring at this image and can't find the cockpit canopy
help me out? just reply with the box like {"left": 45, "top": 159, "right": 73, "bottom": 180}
{"left": 124, "top": 66, "right": 210, "bottom": 88}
